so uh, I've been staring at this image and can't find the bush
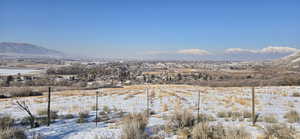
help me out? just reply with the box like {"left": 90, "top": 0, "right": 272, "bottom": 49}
{"left": 292, "top": 92, "right": 300, "bottom": 97}
{"left": 243, "top": 111, "right": 252, "bottom": 118}
{"left": 121, "top": 113, "right": 148, "bottom": 139}
{"left": 6, "top": 87, "right": 42, "bottom": 98}
{"left": 217, "top": 111, "right": 228, "bottom": 118}
{"left": 227, "top": 127, "right": 251, "bottom": 139}
{"left": 76, "top": 111, "right": 89, "bottom": 123}
{"left": 264, "top": 124, "right": 296, "bottom": 139}
{"left": 0, "top": 115, "right": 14, "bottom": 129}
{"left": 192, "top": 123, "right": 225, "bottom": 139}
{"left": 192, "top": 123, "right": 251, "bottom": 139}
{"left": 63, "top": 114, "right": 74, "bottom": 119}
{"left": 284, "top": 110, "right": 300, "bottom": 123}
{"left": 197, "top": 113, "right": 216, "bottom": 122}
{"left": 37, "top": 110, "right": 58, "bottom": 120}
{"left": 103, "top": 105, "right": 110, "bottom": 113}
{"left": 169, "top": 109, "right": 195, "bottom": 129}
{"left": 20, "top": 116, "right": 32, "bottom": 126}
{"left": 0, "top": 128, "right": 27, "bottom": 139}
{"left": 263, "top": 115, "right": 278, "bottom": 123}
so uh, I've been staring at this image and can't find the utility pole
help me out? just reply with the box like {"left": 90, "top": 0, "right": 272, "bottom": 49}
{"left": 47, "top": 87, "right": 51, "bottom": 126}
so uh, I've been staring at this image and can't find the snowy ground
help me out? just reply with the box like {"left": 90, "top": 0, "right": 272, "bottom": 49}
{"left": 1, "top": 85, "right": 300, "bottom": 138}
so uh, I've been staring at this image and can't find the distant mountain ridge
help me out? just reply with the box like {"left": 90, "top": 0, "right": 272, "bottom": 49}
{"left": 274, "top": 51, "right": 300, "bottom": 67}
{"left": 0, "top": 42, "right": 64, "bottom": 58}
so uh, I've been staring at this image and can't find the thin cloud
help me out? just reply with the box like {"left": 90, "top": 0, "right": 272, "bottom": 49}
{"left": 143, "top": 48, "right": 210, "bottom": 55}
{"left": 176, "top": 49, "right": 210, "bottom": 55}
{"left": 225, "top": 46, "right": 299, "bottom": 54}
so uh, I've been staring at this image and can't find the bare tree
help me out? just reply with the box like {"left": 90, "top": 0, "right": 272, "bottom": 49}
{"left": 16, "top": 99, "right": 36, "bottom": 128}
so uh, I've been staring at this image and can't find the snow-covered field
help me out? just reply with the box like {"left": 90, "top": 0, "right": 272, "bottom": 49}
{"left": 0, "top": 68, "right": 41, "bottom": 75}
{"left": 1, "top": 85, "right": 300, "bottom": 138}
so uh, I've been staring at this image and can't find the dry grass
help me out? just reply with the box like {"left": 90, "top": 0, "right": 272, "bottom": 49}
{"left": 0, "top": 115, "right": 14, "bottom": 129}
{"left": 192, "top": 123, "right": 251, "bottom": 139}
{"left": 263, "top": 124, "right": 296, "bottom": 139}
{"left": 76, "top": 111, "right": 90, "bottom": 123}
{"left": 161, "top": 103, "right": 168, "bottom": 112}
{"left": 284, "top": 110, "right": 300, "bottom": 123}
{"left": 121, "top": 113, "right": 148, "bottom": 139}
{"left": 0, "top": 128, "right": 27, "bottom": 139}
{"left": 192, "top": 123, "right": 225, "bottom": 139}
{"left": 57, "top": 90, "right": 93, "bottom": 97}
{"left": 1, "top": 87, "right": 42, "bottom": 98}
{"left": 37, "top": 109, "right": 58, "bottom": 120}
{"left": 263, "top": 115, "right": 278, "bottom": 123}
{"left": 292, "top": 92, "right": 300, "bottom": 97}
{"left": 168, "top": 109, "right": 195, "bottom": 129}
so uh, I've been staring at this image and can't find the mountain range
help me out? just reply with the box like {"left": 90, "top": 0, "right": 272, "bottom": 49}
{"left": 0, "top": 42, "right": 64, "bottom": 58}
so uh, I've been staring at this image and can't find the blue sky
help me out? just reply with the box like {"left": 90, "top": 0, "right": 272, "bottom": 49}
{"left": 0, "top": 0, "right": 300, "bottom": 59}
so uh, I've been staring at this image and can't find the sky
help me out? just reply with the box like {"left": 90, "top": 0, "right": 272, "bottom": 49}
{"left": 0, "top": 0, "right": 300, "bottom": 60}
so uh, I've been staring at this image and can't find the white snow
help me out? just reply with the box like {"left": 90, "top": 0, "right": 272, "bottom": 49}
{"left": 1, "top": 85, "right": 300, "bottom": 138}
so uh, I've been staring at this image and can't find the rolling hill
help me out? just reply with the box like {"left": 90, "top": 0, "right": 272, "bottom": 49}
{"left": 0, "top": 42, "right": 64, "bottom": 58}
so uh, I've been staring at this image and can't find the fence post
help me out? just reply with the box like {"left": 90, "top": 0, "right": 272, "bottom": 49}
{"left": 252, "top": 87, "right": 255, "bottom": 126}
{"left": 197, "top": 90, "right": 200, "bottom": 123}
{"left": 146, "top": 87, "right": 149, "bottom": 117}
{"left": 47, "top": 87, "right": 51, "bottom": 126}
{"left": 95, "top": 91, "right": 99, "bottom": 127}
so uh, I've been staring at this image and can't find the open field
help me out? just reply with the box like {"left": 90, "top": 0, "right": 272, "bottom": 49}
{"left": 1, "top": 85, "right": 300, "bottom": 138}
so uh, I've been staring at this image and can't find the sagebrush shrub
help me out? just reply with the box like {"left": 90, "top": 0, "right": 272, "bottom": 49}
{"left": 169, "top": 109, "right": 195, "bottom": 128}
{"left": 121, "top": 113, "right": 148, "bottom": 139}
{"left": 0, "top": 115, "right": 14, "bottom": 129}
{"left": 0, "top": 128, "right": 27, "bottom": 139}
{"left": 284, "top": 110, "right": 300, "bottom": 123}
{"left": 263, "top": 115, "right": 278, "bottom": 123}
{"left": 264, "top": 124, "right": 296, "bottom": 139}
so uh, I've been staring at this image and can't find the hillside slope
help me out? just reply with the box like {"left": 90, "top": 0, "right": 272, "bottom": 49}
{"left": 0, "top": 42, "right": 64, "bottom": 58}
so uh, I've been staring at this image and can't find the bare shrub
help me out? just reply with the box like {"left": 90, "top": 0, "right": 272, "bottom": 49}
{"left": 217, "top": 111, "right": 228, "bottom": 118}
{"left": 0, "top": 128, "right": 27, "bottom": 139}
{"left": 198, "top": 113, "right": 216, "bottom": 122}
{"left": 227, "top": 127, "right": 251, "bottom": 139}
{"left": 169, "top": 109, "right": 195, "bottom": 129}
{"left": 192, "top": 123, "right": 251, "bottom": 139}
{"left": 263, "top": 115, "right": 278, "bottom": 123}
{"left": 103, "top": 105, "right": 110, "bottom": 113}
{"left": 292, "top": 92, "right": 300, "bottom": 97}
{"left": 63, "top": 114, "right": 74, "bottom": 119}
{"left": 192, "top": 122, "right": 225, "bottom": 139}
{"left": 6, "top": 87, "right": 42, "bottom": 98}
{"left": 37, "top": 109, "right": 58, "bottom": 120}
{"left": 264, "top": 124, "right": 296, "bottom": 139}
{"left": 243, "top": 111, "right": 252, "bottom": 118}
{"left": 284, "top": 110, "right": 300, "bottom": 123}
{"left": 176, "top": 128, "right": 190, "bottom": 138}
{"left": 16, "top": 100, "right": 36, "bottom": 128}
{"left": 162, "top": 104, "right": 168, "bottom": 112}
{"left": 121, "top": 113, "right": 148, "bottom": 139}
{"left": 76, "top": 111, "right": 89, "bottom": 123}
{"left": 0, "top": 115, "right": 14, "bottom": 129}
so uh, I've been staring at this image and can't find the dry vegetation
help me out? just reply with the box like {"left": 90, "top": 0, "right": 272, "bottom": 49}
{"left": 121, "top": 113, "right": 148, "bottom": 139}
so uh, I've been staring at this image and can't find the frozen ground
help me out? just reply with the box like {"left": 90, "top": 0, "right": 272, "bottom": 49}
{"left": 0, "top": 68, "right": 41, "bottom": 75}
{"left": 0, "top": 85, "right": 300, "bottom": 138}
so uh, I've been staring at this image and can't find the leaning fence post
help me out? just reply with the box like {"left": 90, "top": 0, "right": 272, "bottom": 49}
{"left": 95, "top": 91, "right": 99, "bottom": 127}
{"left": 252, "top": 86, "right": 256, "bottom": 126}
{"left": 47, "top": 87, "right": 51, "bottom": 126}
